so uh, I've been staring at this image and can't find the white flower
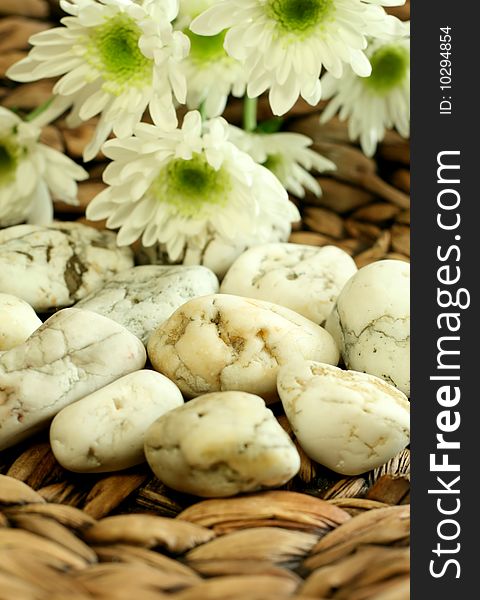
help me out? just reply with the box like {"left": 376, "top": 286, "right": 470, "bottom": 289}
{"left": 320, "top": 25, "right": 410, "bottom": 156}
{"left": 173, "top": 0, "right": 246, "bottom": 117}
{"left": 191, "top": 0, "right": 405, "bottom": 115}
{"left": 7, "top": 0, "right": 189, "bottom": 161}
{"left": 176, "top": 0, "right": 219, "bottom": 27}
{"left": 0, "top": 107, "right": 87, "bottom": 227}
{"left": 86, "top": 111, "right": 299, "bottom": 260}
{"left": 229, "top": 126, "right": 335, "bottom": 197}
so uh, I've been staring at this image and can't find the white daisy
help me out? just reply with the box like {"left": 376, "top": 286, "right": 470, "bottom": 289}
{"left": 86, "top": 110, "right": 299, "bottom": 260}
{"left": 174, "top": 0, "right": 246, "bottom": 117}
{"left": 7, "top": 0, "right": 189, "bottom": 161}
{"left": 320, "top": 25, "right": 410, "bottom": 156}
{"left": 229, "top": 126, "right": 335, "bottom": 197}
{"left": 191, "top": 0, "right": 405, "bottom": 115}
{"left": 0, "top": 107, "right": 87, "bottom": 227}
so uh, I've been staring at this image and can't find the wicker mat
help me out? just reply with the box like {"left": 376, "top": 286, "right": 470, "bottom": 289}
{"left": 0, "top": 436, "right": 410, "bottom": 600}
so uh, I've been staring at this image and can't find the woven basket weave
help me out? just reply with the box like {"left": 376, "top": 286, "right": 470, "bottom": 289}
{"left": 0, "top": 1, "right": 410, "bottom": 598}
{"left": 0, "top": 439, "right": 410, "bottom": 600}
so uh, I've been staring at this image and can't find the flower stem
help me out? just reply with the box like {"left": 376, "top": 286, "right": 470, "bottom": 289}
{"left": 25, "top": 97, "right": 54, "bottom": 122}
{"left": 243, "top": 96, "right": 258, "bottom": 132}
{"left": 199, "top": 101, "right": 207, "bottom": 122}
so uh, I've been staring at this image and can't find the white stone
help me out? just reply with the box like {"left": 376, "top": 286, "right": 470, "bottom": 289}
{"left": 0, "top": 293, "right": 42, "bottom": 350}
{"left": 144, "top": 391, "right": 300, "bottom": 497}
{"left": 50, "top": 370, "right": 183, "bottom": 473}
{"left": 326, "top": 259, "right": 410, "bottom": 395}
{"left": 136, "top": 221, "right": 291, "bottom": 279}
{"left": 0, "top": 222, "right": 134, "bottom": 311}
{"left": 277, "top": 361, "right": 410, "bottom": 476}
{"left": 147, "top": 294, "right": 339, "bottom": 402}
{"left": 76, "top": 265, "right": 219, "bottom": 343}
{"left": 0, "top": 308, "right": 146, "bottom": 450}
{"left": 221, "top": 244, "right": 357, "bottom": 325}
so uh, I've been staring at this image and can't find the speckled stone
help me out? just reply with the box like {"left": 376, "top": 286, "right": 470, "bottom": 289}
{"left": 136, "top": 221, "right": 291, "bottom": 279}
{"left": 0, "top": 222, "right": 133, "bottom": 311}
{"left": 0, "top": 293, "right": 42, "bottom": 350}
{"left": 221, "top": 244, "right": 357, "bottom": 325}
{"left": 0, "top": 308, "right": 146, "bottom": 450}
{"left": 147, "top": 294, "right": 339, "bottom": 402}
{"left": 277, "top": 360, "right": 410, "bottom": 475}
{"left": 50, "top": 370, "right": 183, "bottom": 473}
{"left": 326, "top": 260, "right": 410, "bottom": 395}
{"left": 144, "top": 391, "right": 300, "bottom": 497}
{"left": 76, "top": 265, "right": 219, "bottom": 343}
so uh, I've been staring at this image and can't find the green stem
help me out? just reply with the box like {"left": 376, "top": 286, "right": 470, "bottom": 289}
{"left": 199, "top": 101, "right": 207, "bottom": 122}
{"left": 243, "top": 96, "right": 258, "bottom": 132}
{"left": 25, "top": 97, "right": 54, "bottom": 122}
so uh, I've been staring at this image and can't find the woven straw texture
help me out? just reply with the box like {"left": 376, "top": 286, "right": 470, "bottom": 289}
{"left": 1, "top": 442, "right": 410, "bottom": 600}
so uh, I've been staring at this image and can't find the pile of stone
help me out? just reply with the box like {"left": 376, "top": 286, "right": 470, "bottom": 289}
{"left": 0, "top": 222, "right": 410, "bottom": 498}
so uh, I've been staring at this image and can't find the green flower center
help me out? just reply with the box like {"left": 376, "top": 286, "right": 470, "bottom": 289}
{"left": 267, "top": 0, "right": 334, "bottom": 34}
{"left": 186, "top": 30, "right": 227, "bottom": 63}
{"left": 0, "top": 137, "right": 20, "bottom": 184}
{"left": 150, "top": 153, "right": 231, "bottom": 218}
{"left": 364, "top": 44, "right": 410, "bottom": 94}
{"left": 86, "top": 14, "right": 152, "bottom": 95}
